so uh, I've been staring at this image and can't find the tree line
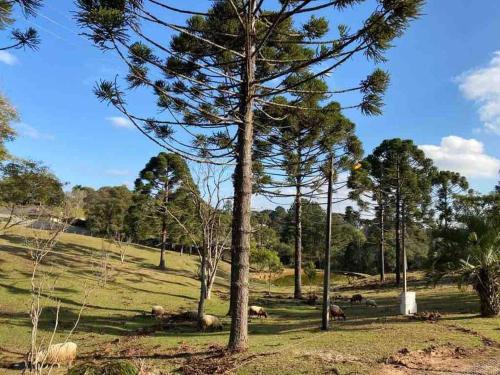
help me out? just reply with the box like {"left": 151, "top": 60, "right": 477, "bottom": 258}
{"left": 2, "top": 143, "right": 497, "bottom": 319}
{"left": 26, "top": 139, "right": 488, "bottom": 298}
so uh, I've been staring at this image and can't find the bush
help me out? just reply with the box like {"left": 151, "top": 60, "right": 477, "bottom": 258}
{"left": 67, "top": 361, "right": 138, "bottom": 375}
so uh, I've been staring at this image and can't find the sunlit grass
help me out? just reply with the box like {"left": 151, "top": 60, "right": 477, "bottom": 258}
{"left": 0, "top": 228, "right": 498, "bottom": 374}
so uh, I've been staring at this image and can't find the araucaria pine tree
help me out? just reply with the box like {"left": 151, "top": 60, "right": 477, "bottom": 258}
{"left": 77, "top": 0, "right": 423, "bottom": 351}
{"left": 135, "top": 152, "right": 192, "bottom": 270}
{"left": 432, "top": 170, "right": 468, "bottom": 229}
{"left": 352, "top": 139, "right": 433, "bottom": 285}
{"left": 349, "top": 163, "right": 390, "bottom": 282}
{"left": 255, "top": 75, "right": 362, "bottom": 300}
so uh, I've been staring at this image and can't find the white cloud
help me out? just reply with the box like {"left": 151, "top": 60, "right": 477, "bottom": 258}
{"left": 419, "top": 135, "right": 500, "bottom": 178}
{"left": 105, "top": 169, "right": 130, "bottom": 176}
{"left": 106, "top": 116, "right": 134, "bottom": 129}
{"left": 0, "top": 51, "right": 18, "bottom": 65}
{"left": 16, "top": 123, "right": 54, "bottom": 140}
{"left": 457, "top": 51, "right": 500, "bottom": 134}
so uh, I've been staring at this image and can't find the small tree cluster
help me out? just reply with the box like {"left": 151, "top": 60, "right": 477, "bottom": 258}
{"left": 251, "top": 247, "right": 283, "bottom": 295}
{"left": 349, "top": 139, "right": 434, "bottom": 284}
{"left": 431, "top": 192, "right": 499, "bottom": 317}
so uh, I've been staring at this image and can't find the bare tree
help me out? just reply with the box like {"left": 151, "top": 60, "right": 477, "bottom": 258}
{"left": 113, "top": 233, "right": 131, "bottom": 264}
{"left": 187, "top": 165, "right": 232, "bottom": 324}
{"left": 23, "top": 199, "right": 92, "bottom": 374}
{"left": 96, "top": 239, "right": 112, "bottom": 286}
{"left": 160, "top": 162, "right": 232, "bottom": 325}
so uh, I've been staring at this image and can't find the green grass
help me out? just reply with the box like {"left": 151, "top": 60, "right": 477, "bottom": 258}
{"left": 273, "top": 271, "right": 347, "bottom": 287}
{"left": 0, "top": 228, "right": 498, "bottom": 374}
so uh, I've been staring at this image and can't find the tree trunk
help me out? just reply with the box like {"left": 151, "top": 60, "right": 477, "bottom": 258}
{"left": 206, "top": 282, "right": 212, "bottom": 300}
{"left": 395, "top": 163, "right": 401, "bottom": 286}
{"left": 268, "top": 269, "right": 272, "bottom": 296}
{"left": 443, "top": 188, "right": 449, "bottom": 230}
{"left": 228, "top": 1, "right": 256, "bottom": 352}
{"left": 321, "top": 154, "right": 334, "bottom": 331}
{"left": 379, "top": 202, "right": 385, "bottom": 282}
{"left": 2, "top": 204, "right": 16, "bottom": 231}
{"left": 197, "top": 250, "right": 208, "bottom": 329}
{"left": 159, "top": 185, "right": 169, "bottom": 270}
{"left": 294, "top": 183, "right": 303, "bottom": 299}
{"left": 475, "top": 269, "right": 500, "bottom": 317}
{"left": 159, "top": 216, "right": 167, "bottom": 270}
{"left": 402, "top": 201, "right": 407, "bottom": 293}
{"left": 206, "top": 266, "right": 217, "bottom": 300}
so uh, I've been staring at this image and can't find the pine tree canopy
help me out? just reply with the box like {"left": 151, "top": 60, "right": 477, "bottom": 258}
{"left": 76, "top": 0, "right": 423, "bottom": 163}
{"left": 0, "top": 0, "right": 41, "bottom": 50}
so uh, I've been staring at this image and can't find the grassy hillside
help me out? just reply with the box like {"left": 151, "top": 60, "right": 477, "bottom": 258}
{"left": 0, "top": 228, "right": 233, "bottom": 371}
{"left": 0, "top": 228, "right": 498, "bottom": 374}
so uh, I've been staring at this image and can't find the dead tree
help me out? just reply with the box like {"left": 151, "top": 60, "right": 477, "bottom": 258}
{"left": 179, "top": 164, "right": 232, "bottom": 325}
{"left": 23, "top": 199, "right": 92, "bottom": 375}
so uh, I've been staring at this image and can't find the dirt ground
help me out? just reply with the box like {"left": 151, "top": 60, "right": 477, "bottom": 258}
{"left": 177, "top": 343, "right": 500, "bottom": 375}
{"left": 374, "top": 344, "right": 500, "bottom": 375}
{"left": 2, "top": 332, "right": 499, "bottom": 375}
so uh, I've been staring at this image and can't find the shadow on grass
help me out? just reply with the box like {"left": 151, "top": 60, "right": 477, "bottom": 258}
{"left": 0, "top": 282, "right": 145, "bottom": 314}
{"left": 1, "top": 307, "right": 149, "bottom": 337}
{"left": 1, "top": 233, "right": 170, "bottom": 275}
{"left": 244, "top": 289, "right": 483, "bottom": 333}
{"left": 0, "top": 237, "right": 205, "bottom": 296}
{"left": 1, "top": 233, "right": 488, "bottom": 353}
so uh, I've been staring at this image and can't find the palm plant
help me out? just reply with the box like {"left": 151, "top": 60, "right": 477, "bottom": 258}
{"left": 431, "top": 193, "right": 499, "bottom": 317}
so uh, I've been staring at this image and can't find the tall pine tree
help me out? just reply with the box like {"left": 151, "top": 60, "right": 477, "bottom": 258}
{"left": 432, "top": 170, "right": 468, "bottom": 229}
{"left": 356, "top": 139, "right": 433, "bottom": 285}
{"left": 135, "top": 152, "right": 192, "bottom": 269}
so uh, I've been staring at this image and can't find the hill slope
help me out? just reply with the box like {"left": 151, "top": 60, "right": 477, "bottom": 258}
{"left": 0, "top": 228, "right": 499, "bottom": 374}
{"left": 0, "top": 229, "right": 231, "bottom": 363}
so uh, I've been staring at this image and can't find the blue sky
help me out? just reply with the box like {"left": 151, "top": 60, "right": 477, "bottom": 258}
{"left": 1, "top": 1, "right": 499, "bottom": 209}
